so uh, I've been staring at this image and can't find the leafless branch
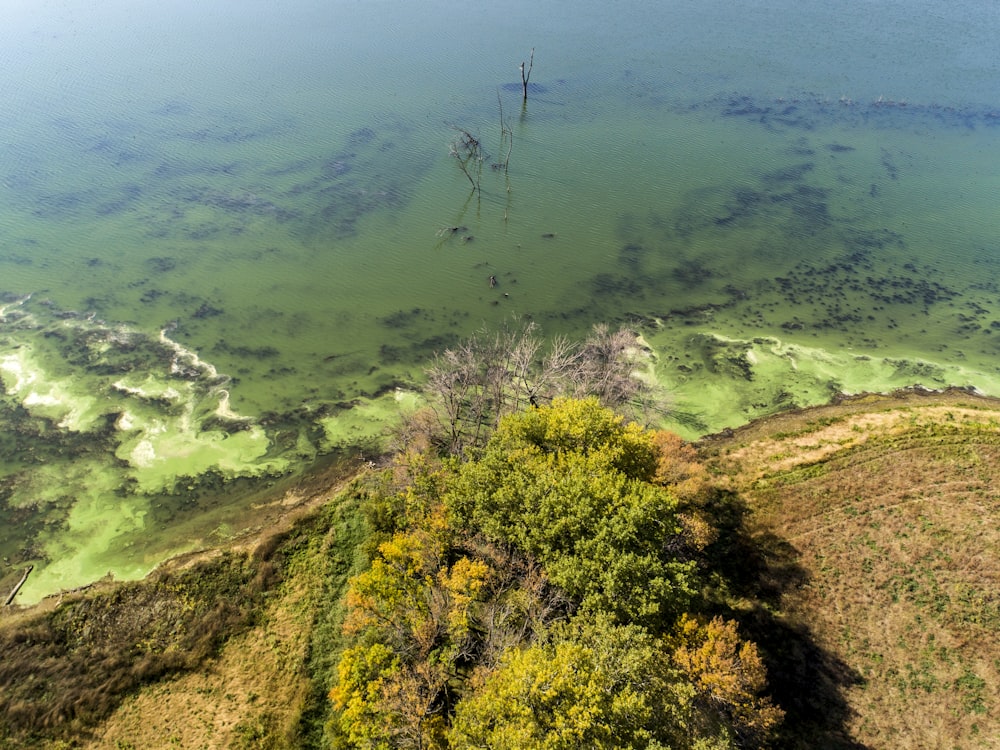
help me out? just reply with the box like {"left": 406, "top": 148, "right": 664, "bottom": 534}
{"left": 418, "top": 319, "right": 665, "bottom": 455}
{"left": 449, "top": 126, "right": 485, "bottom": 192}
{"left": 520, "top": 47, "right": 534, "bottom": 102}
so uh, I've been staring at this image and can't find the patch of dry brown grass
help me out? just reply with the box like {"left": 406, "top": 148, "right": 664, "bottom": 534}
{"left": 76, "top": 484, "right": 348, "bottom": 750}
{"left": 0, "top": 551, "right": 275, "bottom": 747}
{"left": 82, "top": 537, "right": 327, "bottom": 750}
{"left": 702, "top": 389, "right": 1000, "bottom": 749}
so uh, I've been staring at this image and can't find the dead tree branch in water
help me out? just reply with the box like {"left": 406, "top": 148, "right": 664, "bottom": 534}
{"left": 449, "top": 127, "right": 485, "bottom": 192}
{"left": 496, "top": 89, "right": 513, "bottom": 174}
{"left": 519, "top": 48, "right": 535, "bottom": 102}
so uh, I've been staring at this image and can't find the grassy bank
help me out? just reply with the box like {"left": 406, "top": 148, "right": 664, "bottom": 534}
{"left": 700, "top": 387, "right": 1000, "bottom": 748}
{"left": 1, "top": 388, "right": 998, "bottom": 748}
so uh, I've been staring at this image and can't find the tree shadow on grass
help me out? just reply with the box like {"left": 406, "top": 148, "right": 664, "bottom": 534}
{"left": 703, "top": 492, "right": 868, "bottom": 749}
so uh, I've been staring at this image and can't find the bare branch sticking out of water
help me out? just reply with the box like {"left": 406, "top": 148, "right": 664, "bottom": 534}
{"left": 519, "top": 47, "right": 534, "bottom": 103}
{"left": 496, "top": 89, "right": 513, "bottom": 175}
{"left": 449, "top": 127, "right": 484, "bottom": 193}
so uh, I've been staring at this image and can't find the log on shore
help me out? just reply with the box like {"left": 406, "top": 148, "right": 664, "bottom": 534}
{"left": 4, "top": 565, "right": 33, "bottom": 606}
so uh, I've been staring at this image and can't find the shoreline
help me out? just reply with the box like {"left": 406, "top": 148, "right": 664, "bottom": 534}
{"left": 5, "top": 384, "right": 997, "bottom": 616}
{"left": 697, "top": 384, "right": 996, "bottom": 442}
{"left": 0, "top": 451, "right": 363, "bottom": 615}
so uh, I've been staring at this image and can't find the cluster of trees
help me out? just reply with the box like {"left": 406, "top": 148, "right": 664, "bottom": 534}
{"left": 329, "top": 396, "right": 782, "bottom": 748}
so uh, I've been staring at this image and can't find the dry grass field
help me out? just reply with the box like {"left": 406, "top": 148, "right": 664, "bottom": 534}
{"left": 701, "top": 388, "right": 1000, "bottom": 749}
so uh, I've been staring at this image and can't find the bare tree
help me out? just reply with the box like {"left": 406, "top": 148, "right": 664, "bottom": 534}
{"left": 568, "top": 324, "right": 641, "bottom": 403}
{"left": 419, "top": 319, "right": 667, "bottom": 456}
{"left": 423, "top": 320, "right": 540, "bottom": 455}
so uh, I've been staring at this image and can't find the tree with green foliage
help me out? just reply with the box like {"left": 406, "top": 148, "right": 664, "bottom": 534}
{"left": 448, "top": 397, "right": 697, "bottom": 627}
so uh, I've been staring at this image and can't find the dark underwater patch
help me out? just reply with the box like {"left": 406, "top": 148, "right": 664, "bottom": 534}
{"left": 378, "top": 308, "right": 426, "bottom": 329}
{"left": 146, "top": 257, "right": 177, "bottom": 273}
{"left": 280, "top": 120, "right": 426, "bottom": 244}
{"left": 151, "top": 100, "right": 194, "bottom": 117}
{"left": 672, "top": 259, "right": 715, "bottom": 286}
{"left": 619, "top": 243, "right": 646, "bottom": 270}
{"left": 500, "top": 82, "right": 549, "bottom": 94}
{"left": 703, "top": 91, "right": 1000, "bottom": 133}
{"left": 762, "top": 162, "right": 815, "bottom": 184}
{"left": 32, "top": 191, "right": 88, "bottom": 219}
{"left": 589, "top": 272, "right": 644, "bottom": 298}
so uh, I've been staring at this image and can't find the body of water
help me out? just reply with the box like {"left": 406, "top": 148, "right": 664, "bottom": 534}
{"left": 2, "top": 0, "right": 999, "bottom": 601}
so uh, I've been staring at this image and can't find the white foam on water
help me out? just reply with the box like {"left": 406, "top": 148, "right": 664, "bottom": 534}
{"left": 159, "top": 326, "right": 222, "bottom": 381}
{"left": 0, "top": 294, "right": 32, "bottom": 320}
{"left": 0, "top": 347, "right": 102, "bottom": 432}
{"left": 0, "top": 351, "right": 30, "bottom": 393}
{"left": 215, "top": 389, "right": 251, "bottom": 422}
{"left": 130, "top": 438, "right": 158, "bottom": 468}
{"left": 112, "top": 376, "right": 184, "bottom": 403}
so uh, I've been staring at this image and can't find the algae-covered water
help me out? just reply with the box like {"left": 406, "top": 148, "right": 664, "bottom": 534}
{"left": 2, "top": 0, "right": 999, "bottom": 602}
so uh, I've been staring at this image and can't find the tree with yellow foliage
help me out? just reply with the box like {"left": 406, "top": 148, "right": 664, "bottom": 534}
{"left": 671, "top": 615, "right": 784, "bottom": 746}
{"left": 449, "top": 614, "right": 772, "bottom": 749}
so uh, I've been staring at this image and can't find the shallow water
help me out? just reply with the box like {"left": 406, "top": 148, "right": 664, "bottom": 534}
{"left": 2, "top": 0, "right": 999, "bottom": 601}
